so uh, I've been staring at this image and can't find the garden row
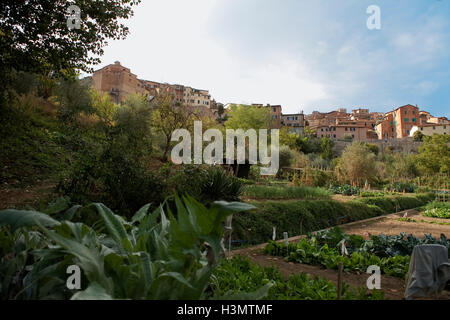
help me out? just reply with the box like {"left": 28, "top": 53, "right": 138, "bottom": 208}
{"left": 263, "top": 227, "right": 450, "bottom": 279}
{"left": 232, "top": 193, "right": 435, "bottom": 246}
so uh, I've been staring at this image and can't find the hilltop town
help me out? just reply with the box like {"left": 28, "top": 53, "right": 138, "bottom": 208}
{"left": 90, "top": 61, "right": 450, "bottom": 141}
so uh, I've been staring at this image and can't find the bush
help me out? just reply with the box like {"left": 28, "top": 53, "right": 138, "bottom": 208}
{"left": 232, "top": 193, "right": 435, "bottom": 246}
{"left": 329, "top": 184, "right": 360, "bottom": 196}
{"left": 242, "top": 185, "right": 331, "bottom": 200}
{"left": 58, "top": 144, "right": 165, "bottom": 218}
{"left": 279, "top": 145, "right": 295, "bottom": 168}
{"left": 232, "top": 199, "right": 382, "bottom": 246}
{"left": 168, "top": 165, "right": 243, "bottom": 203}
{"left": 393, "top": 181, "right": 415, "bottom": 193}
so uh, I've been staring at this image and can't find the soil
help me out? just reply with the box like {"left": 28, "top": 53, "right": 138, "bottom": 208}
{"left": 231, "top": 209, "right": 450, "bottom": 300}
{"left": 339, "top": 209, "right": 450, "bottom": 238}
{"left": 0, "top": 181, "right": 56, "bottom": 210}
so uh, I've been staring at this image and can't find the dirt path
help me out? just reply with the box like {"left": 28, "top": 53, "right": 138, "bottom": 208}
{"left": 231, "top": 209, "right": 450, "bottom": 300}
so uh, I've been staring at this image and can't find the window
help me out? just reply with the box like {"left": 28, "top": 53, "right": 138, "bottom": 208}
{"left": 333, "top": 134, "right": 336, "bottom": 138}
{"left": 412, "top": 118, "right": 416, "bottom": 122}
{"left": 433, "top": 126, "right": 436, "bottom": 130}
{"left": 413, "top": 111, "right": 415, "bottom": 115}
{"left": 345, "top": 127, "right": 348, "bottom": 131}
{"left": 405, "top": 111, "right": 408, "bottom": 115}
{"left": 273, "top": 107, "right": 276, "bottom": 112}
{"left": 321, "top": 128, "right": 324, "bottom": 132}
{"left": 273, "top": 115, "right": 277, "bottom": 119}
{"left": 352, "top": 134, "right": 355, "bottom": 138}
{"left": 407, "top": 130, "right": 410, "bottom": 135}
{"left": 405, "top": 118, "right": 409, "bottom": 122}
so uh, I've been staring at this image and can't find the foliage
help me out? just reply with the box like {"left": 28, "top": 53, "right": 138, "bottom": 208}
{"left": 320, "top": 136, "right": 334, "bottom": 160}
{"left": 224, "top": 104, "right": 273, "bottom": 131}
{"left": 264, "top": 238, "right": 410, "bottom": 278}
{"left": 278, "top": 145, "right": 295, "bottom": 169}
{"left": 0, "top": 0, "right": 141, "bottom": 78}
{"left": 416, "top": 134, "right": 450, "bottom": 175}
{"left": 168, "top": 165, "right": 243, "bottom": 204}
{"left": 335, "top": 142, "right": 377, "bottom": 186}
{"left": 366, "top": 143, "right": 379, "bottom": 156}
{"left": 151, "top": 93, "right": 199, "bottom": 161}
{"left": 232, "top": 194, "right": 434, "bottom": 246}
{"left": 422, "top": 201, "right": 450, "bottom": 219}
{"left": 242, "top": 185, "right": 331, "bottom": 200}
{"left": 210, "top": 256, "right": 384, "bottom": 300}
{"left": 329, "top": 184, "right": 360, "bottom": 196}
{"left": 413, "top": 130, "right": 424, "bottom": 142}
{"left": 0, "top": 196, "right": 256, "bottom": 299}
{"left": 300, "top": 167, "right": 333, "bottom": 187}
{"left": 392, "top": 181, "right": 415, "bottom": 193}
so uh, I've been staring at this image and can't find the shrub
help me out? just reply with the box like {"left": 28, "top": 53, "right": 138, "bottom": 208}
{"left": 232, "top": 200, "right": 382, "bottom": 246}
{"left": 242, "top": 185, "right": 331, "bottom": 200}
{"left": 232, "top": 193, "right": 435, "bottom": 246}
{"left": 393, "top": 181, "right": 415, "bottom": 193}
{"left": 169, "top": 165, "right": 243, "bottom": 204}
{"left": 329, "top": 184, "right": 360, "bottom": 196}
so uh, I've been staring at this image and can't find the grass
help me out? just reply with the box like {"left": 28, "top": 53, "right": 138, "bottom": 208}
{"left": 242, "top": 185, "right": 331, "bottom": 200}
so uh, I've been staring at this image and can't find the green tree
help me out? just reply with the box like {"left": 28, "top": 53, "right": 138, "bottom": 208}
{"left": 416, "top": 134, "right": 450, "bottom": 175}
{"left": 335, "top": 142, "right": 377, "bottom": 186}
{"left": 0, "top": 0, "right": 141, "bottom": 78}
{"left": 152, "top": 93, "right": 197, "bottom": 161}
{"left": 279, "top": 145, "right": 295, "bottom": 168}
{"left": 413, "top": 130, "right": 424, "bottom": 142}
{"left": 224, "top": 104, "right": 273, "bottom": 131}
{"left": 320, "top": 136, "right": 334, "bottom": 160}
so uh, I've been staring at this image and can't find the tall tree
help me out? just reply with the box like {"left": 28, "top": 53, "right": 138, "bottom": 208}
{"left": 0, "top": 0, "right": 141, "bottom": 78}
{"left": 335, "top": 142, "right": 377, "bottom": 186}
{"left": 151, "top": 93, "right": 197, "bottom": 162}
{"left": 224, "top": 104, "right": 273, "bottom": 131}
{"left": 416, "top": 134, "right": 450, "bottom": 175}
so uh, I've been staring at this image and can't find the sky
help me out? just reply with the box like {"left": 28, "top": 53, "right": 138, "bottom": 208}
{"left": 87, "top": 0, "right": 450, "bottom": 117}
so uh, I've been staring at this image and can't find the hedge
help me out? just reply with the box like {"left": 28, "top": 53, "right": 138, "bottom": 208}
{"left": 232, "top": 193, "right": 434, "bottom": 246}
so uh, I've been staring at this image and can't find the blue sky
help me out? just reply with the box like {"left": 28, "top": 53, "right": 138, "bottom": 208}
{"left": 92, "top": 0, "right": 450, "bottom": 117}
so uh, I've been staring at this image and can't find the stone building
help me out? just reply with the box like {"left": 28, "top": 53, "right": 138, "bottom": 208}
{"left": 92, "top": 61, "right": 147, "bottom": 103}
{"left": 281, "top": 113, "right": 305, "bottom": 135}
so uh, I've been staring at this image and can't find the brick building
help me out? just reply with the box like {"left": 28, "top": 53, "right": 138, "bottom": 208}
{"left": 92, "top": 61, "right": 147, "bottom": 103}
{"left": 376, "top": 104, "right": 420, "bottom": 139}
{"left": 281, "top": 113, "right": 305, "bottom": 135}
{"left": 92, "top": 62, "right": 212, "bottom": 107}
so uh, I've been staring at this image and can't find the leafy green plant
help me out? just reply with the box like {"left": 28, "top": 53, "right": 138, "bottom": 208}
{"left": 211, "top": 256, "right": 384, "bottom": 300}
{"left": 264, "top": 238, "right": 410, "bottom": 278}
{"left": 329, "top": 184, "right": 360, "bottom": 196}
{"left": 422, "top": 201, "right": 450, "bottom": 219}
{"left": 0, "top": 196, "right": 256, "bottom": 299}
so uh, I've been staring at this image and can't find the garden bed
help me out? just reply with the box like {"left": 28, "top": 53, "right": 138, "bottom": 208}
{"left": 232, "top": 208, "right": 450, "bottom": 300}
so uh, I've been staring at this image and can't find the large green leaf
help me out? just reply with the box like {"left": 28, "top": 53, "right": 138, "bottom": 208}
{"left": 131, "top": 203, "right": 151, "bottom": 224}
{"left": 38, "top": 223, "right": 112, "bottom": 293}
{"left": 0, "top": 209, "right": 60, "bottom": 231}
{"left": 92, "top": 203, "right": 128, "bottom": 246}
